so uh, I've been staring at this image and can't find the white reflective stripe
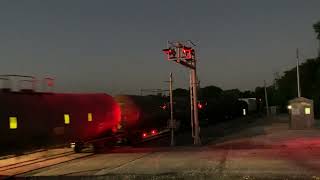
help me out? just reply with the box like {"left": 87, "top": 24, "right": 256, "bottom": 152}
{"left": 243, "top": 109, "right": 246, "bottom": 116}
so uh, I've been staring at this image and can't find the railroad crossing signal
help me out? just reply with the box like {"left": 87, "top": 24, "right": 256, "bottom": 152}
{"left": 162, "top": 48, "right": 176, "bottom": 60}
{"left": 161, "top": 40, "right": 201, "bottom": 145}
{"left": 182, "top": 46, "right": 194, "bottom": 60}
{"left": 162, "top": 44, "right": 196, "bottom": 69}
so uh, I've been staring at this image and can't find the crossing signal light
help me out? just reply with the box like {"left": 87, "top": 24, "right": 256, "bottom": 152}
{"left": 142, "top": 132, "right": 147, "bottom": 138}
{"left": 160, "top": 104, "right": 167, "bottom": 110}
{"left": 182, "top": 46, "right": 194, "bottom": 60}
{"left": 162, "top": 48, "right": 176, "bottom": 60}
{"left": 151, "top": 129, "right": 157, "bottom": 135}
{"left": 197, "top": 103, "right": 203, "bottom": 109}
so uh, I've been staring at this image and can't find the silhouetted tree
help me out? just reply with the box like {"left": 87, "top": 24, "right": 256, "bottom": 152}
{"left": 200, "top": 86, "right": 223, "bottom": 99}
{"left": 223, "top": 89, "right": 241, "bottom": 99}
{"left": 240, "top": 90, "right": 255, "bottom": 98}
{"left": 313, "top": 21, "right": 320, "bottom": 57}
{"left": 263, "top": 57, "right": 320, "bottom": 116}
{"left": 173, "top": 88, "right": 189, "bottom": 97}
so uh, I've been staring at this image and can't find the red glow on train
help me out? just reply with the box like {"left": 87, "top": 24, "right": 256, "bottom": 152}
{"left": 151, "top": 129, "right": 157, "bottom": 135}
{"left": 142, "top": 133, "right": 147, "bottom": 138}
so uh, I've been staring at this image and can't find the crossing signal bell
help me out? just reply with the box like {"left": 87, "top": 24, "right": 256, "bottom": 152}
{"left": 162, "top": 48, "right": 176, "bottom": 60}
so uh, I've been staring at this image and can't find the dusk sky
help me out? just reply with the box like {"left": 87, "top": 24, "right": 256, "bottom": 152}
{"left": 0, "top": 0, "right": 319, "bottom": 95}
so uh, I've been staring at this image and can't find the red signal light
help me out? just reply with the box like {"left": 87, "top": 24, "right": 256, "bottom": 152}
{"left": 151, "top": 129, "right": 157, "bottom": 135}
{"left": 182, "top": 46, "right": 193, "bottom": 60}
{"left": 183, "top": 49, "right": 187, "bottom": 53}
{"left": 162, "top": 48, "right": 176, "bottom": 60}
{"left": 197, "top": 103, "right": 203, "bottom": 109}
{"left": 160, "top": 104, "right": 167, "bottom": 110}
{"left": 142, "top": 133, "right": 147, "bottom": 138}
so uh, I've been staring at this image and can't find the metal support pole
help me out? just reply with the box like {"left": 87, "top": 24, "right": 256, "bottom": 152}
{"left": 189, "top": 71, "right": 194, "bottom": 138}
{"left": 162, "top": 40, "right": 200, "bottom": 145}
{"left": 264, "top": 80, "right": 269, "bottom": 116}
{"left": 192, "top": 63, "right": 201, "bottom": 145}
{"left": 169, "top": 72, "right": 175, "bottom": 146}
{"left": 296, "top": 48, "right": 301, "bottom": 98}
{"left": 189, "top": 71, "right": 194, "bottom": 137}
{"left": 318, "top": 40, "right": 320, "bottom": 58}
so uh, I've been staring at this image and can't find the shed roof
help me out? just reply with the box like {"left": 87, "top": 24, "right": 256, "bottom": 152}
{"left": 289, "top": 97, "right": 313, "bottom": 104}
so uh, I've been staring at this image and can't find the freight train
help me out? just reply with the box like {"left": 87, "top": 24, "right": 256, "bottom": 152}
{"left": 0, "top": 90, "right": 121, "bottom": 153}
{"left": 0, "top": 91, "right": 171, "bottom": 153}
{"left": 0, "top": 89, "right": 249, "bottom": 154}
{"left": 172, "top": 96, "right": 248, "bottom": 129}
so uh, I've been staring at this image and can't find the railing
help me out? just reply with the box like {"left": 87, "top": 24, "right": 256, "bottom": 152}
{"left": 0, "top": 74, "right": 54, "bottom": 93}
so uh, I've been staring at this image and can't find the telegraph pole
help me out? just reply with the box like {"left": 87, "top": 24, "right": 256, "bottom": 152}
{"left": 191, "top": 54, "right": 201, "bottom": 145}
{"left": 296, "top": 48, "right": 301, "bottom": 98}
{"left": 162, "top": 40, "right": 201, "bottom": 145}
{"left": 189, "top": 72, "right": 194, "bottom": 138}
{"left": 169, "top": 72, "right": 175, "bottom": 146}
{"left": 264, "top": 80, "right": 269, "bottom": 116}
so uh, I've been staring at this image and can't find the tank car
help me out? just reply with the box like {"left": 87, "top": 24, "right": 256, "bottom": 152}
{"left": 0, "top": 90, "right": 120, "bottom": 153}
{"left": 113, "top": 95, "right": 170, "bottom": 144}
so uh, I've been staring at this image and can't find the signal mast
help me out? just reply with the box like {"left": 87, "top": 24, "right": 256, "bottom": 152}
{"left": 162, "top": 41, "right": 201, "bottom": 145}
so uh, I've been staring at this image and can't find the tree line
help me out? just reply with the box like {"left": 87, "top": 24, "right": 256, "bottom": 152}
{"left": 173, "top": 20, "right": 320, "bottom": 117}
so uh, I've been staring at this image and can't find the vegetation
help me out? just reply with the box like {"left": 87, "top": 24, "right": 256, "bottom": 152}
{"left": 314, "top": 21, "right": 320, "bottom": 57}
{"left": 172, "top": 21, "right": 320, "bottom": 117}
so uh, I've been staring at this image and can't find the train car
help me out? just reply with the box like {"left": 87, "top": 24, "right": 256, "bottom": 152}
{"left": 204, "top": 97, "right": 248, "bottom": 124}
{"left": 0, "top": 90, "right": 120, "bottom": 153}
{"left": 173, "top": 97, "right": 209, "bottom": 130}
{"left": 113, "top": 95, "right": 170, "bottom": 144}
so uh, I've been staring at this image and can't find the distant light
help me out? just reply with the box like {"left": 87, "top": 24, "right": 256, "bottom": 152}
{"left": 287, "top": 105, "right": 292, "bottom": 110}
{"left": 243, "top": 109, "right": 246, "bottom": 116}
{"left": 305, "top": 107, "right": 311, "bottom": 115}
{"left": 64, "top": 114, "right": 70, "bottom": 124}
{"left": 197, "top": 103, "right": 203, "bottom": 109}
{"left": 112, "top": 126, "right": 117, "bottom": 133}
{"left": 160, "top": 104, "right": 167, "bottom": 110}
{"left": 47, "top": 79, "right": 54, "bottom": 87}
{"left": 9, "top": 117, "right": 17, "bottom": 129}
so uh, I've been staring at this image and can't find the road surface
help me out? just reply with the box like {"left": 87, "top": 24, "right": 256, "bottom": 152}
{"left": 1, "top": 115, "right": 320, "bottom": 179}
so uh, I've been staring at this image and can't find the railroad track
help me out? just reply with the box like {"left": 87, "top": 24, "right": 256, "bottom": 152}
{"left": 0, "top": 133, "right": 171, "bottom": 178}
{"left": 61, "top": 150, "right": 156, "bottom": 176}
{"left": 0, "top": 149, "right": 93, "bottom": 178}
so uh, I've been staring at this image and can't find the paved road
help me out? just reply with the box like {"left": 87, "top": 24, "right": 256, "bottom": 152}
{"left": 2, "top": 115, "right": 320, "bottom": 179}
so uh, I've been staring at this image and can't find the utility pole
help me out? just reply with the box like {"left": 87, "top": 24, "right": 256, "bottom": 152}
{"left": 191, "top": 54, "right": 201, "bottom": 145}
{"left": 264, "top": 80, "right": 269, "bottom": 116}
{"left": 296, "top": 48, "right": 301, "bottom": 98}
{"left": 189, "top": 72, "right": 194, "bottom": 138}
{"left": 162, "top": 40, "right": 201, "bottom": 145}
{"left": 169, "top": 72, "right": 175, "bottom": 146}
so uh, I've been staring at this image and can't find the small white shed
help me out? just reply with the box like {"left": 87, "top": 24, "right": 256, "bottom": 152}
{"left": 288, "top": 97, "right": 314, "bottom": 129}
